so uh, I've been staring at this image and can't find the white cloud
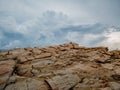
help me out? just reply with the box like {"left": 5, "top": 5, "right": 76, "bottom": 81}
{"left": 82, "top": 34, "right": 101, "bottom": 45}
{"left": 1, "top": 12, "right": 119, "bottom": 50}
{"left": 65, "top": 32, "right": 81, "bottom": 42}
{"left": 65, "top": 31, "right": 105, "bottom": 46}
{"left": 4, "top": 40, "right": 21, "bottom": 49}
{"left": 0, "top": 16, "right": 17, "bottom": 32}
{"left": 101, "top": 30, "right": 120, "bottom": 49}
{"left": 1, "top": 0, "right": 120, "bottom": 26}
{"left": 0, "top": 11, "right": 72, "bottom": 49}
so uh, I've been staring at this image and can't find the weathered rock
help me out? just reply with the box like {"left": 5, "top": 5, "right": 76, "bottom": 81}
{"left": 100, "top": 87, "right": 112, "bottom": 90}
{"left": 17, "top": 56, "right": 28, "bottom": 63}
{"left": 110, "top": 50, "right": 120, "bottom": 59}
{"left": 109, "top": 82, "right": 120, "bottom": 90}
{"left": 32, "top": 48, "right": 42, "bottom": 55}
{"left": 73, "top": 83, "right": 92, "bottom": 90}
{"left": 5, "top": 78, "right": 50, "bottom": 90}
{"left": 111, "top": 74, "right": 120, "bottom": 81}
{"left": 16, "top": 64, "right": 33, "bottom": 77}
{"left": 46, "top": 74, "right": 80, "bottom": 90}
{"left": 114, "top": 68, "right": 120, "bottom": 74}
{"left": 0, "top": 42, "right": 120, "bottom": 90}
{"left": 101, "top": 64, "right": 114, "bottom": 70}
{"left": 32, "top": 59, "right": 54, "bottom": 69}
{"left": 34, "top": 53, "right": 52, "bottom": 59}
{"left": 0, "top": 60, "right": 16, "bottom": 90}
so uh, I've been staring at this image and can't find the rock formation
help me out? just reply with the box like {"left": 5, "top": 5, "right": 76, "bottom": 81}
{"left": 0, "top": 42, "right": 120, "bottom": 90}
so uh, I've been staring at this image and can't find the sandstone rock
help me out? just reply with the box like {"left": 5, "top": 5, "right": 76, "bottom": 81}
{"left": 7, "top": 76, "right": 16, "bottom": 84}
{"left": 52, "top": 69, "right": 74, "bottom": 75}
{"left": 0, "top": 60, "right": 15, "bottom": 90}
{"left": 34, "top": 53, "right": 52, "bottom": 59}
{"left": 44, "top": 47, "right": 57, "bottom": 55}
{"left": 68, "top": 63, "right": 97, "bottom": 72}
{"left": 32, "top": 59, "right": 54, "bottom": 69}
{"left": 46, "top": 74, "right": 80, "bottom": 90}
{"left": 16, "top": 64, "right": 33, "bottom": 77}
{"left": 114, "top": 68, "right": 120, "bottom": 74}
{"left": 73, "top": 83, "right": 92, "bottom": 90}
{"left": 26, "top": 56, "right": 34, "bottom": 61}
{"left": 64, "top": 42, "right": 74, "bottom": 49}
{"left": 100, "top": 87, "right": 112, "bottom": 90}
{"left": 101, "top": 64, "right": 114, "bottom": 70}
{"left": 110, "top": 50, "right": 120, "bottom": 59}
{"left": 17, "top": 56, "right": 28, "bottom": 63}
{"left": 0, "top": 67, "right": 12, "bottom": 75}
{"left": 59, "top": 47, "right": 70, "bottom": 51}
{"left": 109, "top": 82, "right": 120, "bottom": 90}
{"left": 5, "top": 78, "right": 50, "bottom": 90}
{"left": 32, "top": 48, "right": 42, "bottom": 55}
{"left": 111, "top": 74, "right": 120, "bottom": 81}
{"left": 0, "top": 42, "right": 120, "bottom": 90}
{"left": 38, "top": 72, "right": 53, "bottom": 79}
{"left": 72, "top": 42, "right": 80, "bottom": 49}
{"left": 10, "top": 49, "right": 25, "bottom": 55}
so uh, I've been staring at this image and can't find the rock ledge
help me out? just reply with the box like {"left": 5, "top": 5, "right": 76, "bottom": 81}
{"left": 0, "top": 42, "right": 120, "bottom": 90}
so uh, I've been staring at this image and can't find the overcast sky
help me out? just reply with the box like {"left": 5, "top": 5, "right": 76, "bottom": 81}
{"left": 0, "top": 0, "right": 120, "bottom": 50}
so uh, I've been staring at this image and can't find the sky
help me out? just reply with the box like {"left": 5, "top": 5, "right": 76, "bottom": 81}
{"left": 0, "top": 0, "right": 120, "bottom": 50}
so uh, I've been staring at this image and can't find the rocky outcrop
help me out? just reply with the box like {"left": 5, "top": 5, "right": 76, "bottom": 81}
{"left": 0, "top": 42, "right": 120, "bottom": 90}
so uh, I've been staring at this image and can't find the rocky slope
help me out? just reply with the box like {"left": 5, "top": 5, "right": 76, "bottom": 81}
{"left": 0, "top": 42, "right": 120, "bottom": 90}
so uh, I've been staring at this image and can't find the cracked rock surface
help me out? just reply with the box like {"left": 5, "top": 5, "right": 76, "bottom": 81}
{"left": 0, "top": 42, "right": 120, "bottom": 90}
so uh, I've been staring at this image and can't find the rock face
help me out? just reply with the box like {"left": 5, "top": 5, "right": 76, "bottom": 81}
{"left": 0, "top": 42, "right": 120, "bottom": 90}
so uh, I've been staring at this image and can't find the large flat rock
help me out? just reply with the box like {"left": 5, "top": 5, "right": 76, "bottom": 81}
{"left": 0, "top": 60, "right": 16, "bottom": 90}
{"left": 46, "top": 74, "right": 80, "bottom": 90}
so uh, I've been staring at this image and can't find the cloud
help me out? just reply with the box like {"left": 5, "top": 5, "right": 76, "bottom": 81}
{"left": 64, "top": 24, "right": 120, "bottom": 49}
{"left": 0, "top": 0, "right": 120, "bottom": 25}
{"left": 100, "top": 28, "right": 120, "bottom": 49}
{"left": 0, "top": 10, "right": 120, "bottom": 50}
{"left": 0, "top": 16, "right": 17, "bottom": 32}
{"left": 0, "top": 11, "right": 72, "bottom": 50}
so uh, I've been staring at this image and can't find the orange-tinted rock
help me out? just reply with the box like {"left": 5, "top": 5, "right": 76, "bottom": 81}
{"left": 16, "top": 64, "right": 33, "bottom": 77}
{"left": 0, "top": 42, "right": 120, "bottom": 90}
{"left": 110, "top": 50, "right": 120, "bottom": 59}
{"left": 34, "top": 53, "right": 52, "bottom": 59}
{"left": 0, "top": 60, "right": 15, "bottom": 90}
{"left": 0, "top": 60, "right": 15, "bottom": 75}
{"left": 5, "top": 78, "right": 50, "bottom": 90}
{"left": 17, "top": 56, "right": 28, "bottom": 63}
{"left": 46, "top": 74, "right": 80, "bottom": 90}
{"left": 0, "top": 67, "right": 12, "bottom": 75}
